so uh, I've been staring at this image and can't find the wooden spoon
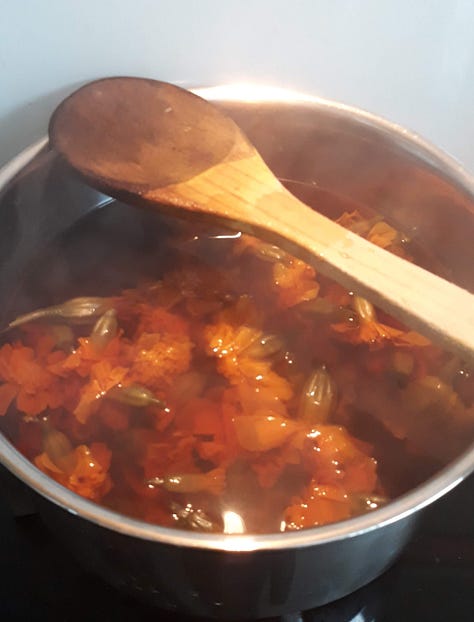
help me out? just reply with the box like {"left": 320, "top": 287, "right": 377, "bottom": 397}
{"left": 49, "top": 77, "right": 474, "bottom": 359}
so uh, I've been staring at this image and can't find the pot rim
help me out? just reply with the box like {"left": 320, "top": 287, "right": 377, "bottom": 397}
{"left": 0, "top": 84, "right": 473, "bottom": 552}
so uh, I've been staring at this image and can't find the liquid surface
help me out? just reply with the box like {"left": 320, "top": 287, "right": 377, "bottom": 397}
{"left": 0, "top": 197, "right": 473, "bottom": 534}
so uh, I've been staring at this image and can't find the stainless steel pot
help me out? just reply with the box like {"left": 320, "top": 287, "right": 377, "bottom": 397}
{"left": 0, "top": 85, "right": 473, "bottom": 619}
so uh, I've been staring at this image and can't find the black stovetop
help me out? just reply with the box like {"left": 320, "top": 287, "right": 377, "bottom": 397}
{"left": 0, "top": 473, "right": 473, "bottom": 622}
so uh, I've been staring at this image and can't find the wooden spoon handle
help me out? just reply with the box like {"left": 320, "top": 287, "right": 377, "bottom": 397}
{"left": 147, "top": 153, "right": 474, "bottom": 360}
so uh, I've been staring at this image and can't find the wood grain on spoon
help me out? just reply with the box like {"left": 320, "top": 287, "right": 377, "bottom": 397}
{"left": 49, "top": 77, "right": 474, "bottom": 360}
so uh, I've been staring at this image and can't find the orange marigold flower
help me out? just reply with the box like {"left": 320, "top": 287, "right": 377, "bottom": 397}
{"left": 303, "top": 425, "right": 378, "bottom": 493}
{"left": 331, "top": 320, "right": 430, "bottom": 349}
{"left": 204, "top": 300, "right": 292, "bottom": 403}
{"left": 233, "top": 412, "right": 299, "bottom": 452}
{"left": 273, "top": 259, "right": 319, "bottom": 308}
{"left": 331, "top": 296, "right": 430, "bottom": 349}
{"left": 222, "top": 358, "right": 293, "bottom": 402}
{"left": 284, "top": 483, "right": 352, "bottom": 530}
{"left": 73, "top": 360, "right": 128, "bottom": 424}
{"left": 129, "top": 332, "right": 193, "bottom": 390}
{"left": 34, "top": 442, "right": 112, "bottom": 501}
{"left": 0, "top": 343, "right": 64, "bottom": 417}
{"left": 135, "top": 305, "right": 189, "bottom": 337}
{"left": 205, "top": 323, "right": 262, "bottom": 359}
{"left": 59, "top": 335, "right": 124, "bottom": 378}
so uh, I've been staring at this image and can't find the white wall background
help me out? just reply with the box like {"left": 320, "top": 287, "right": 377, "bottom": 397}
{"left": 1, "top": 0, "right": 473, "bottom": 172}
